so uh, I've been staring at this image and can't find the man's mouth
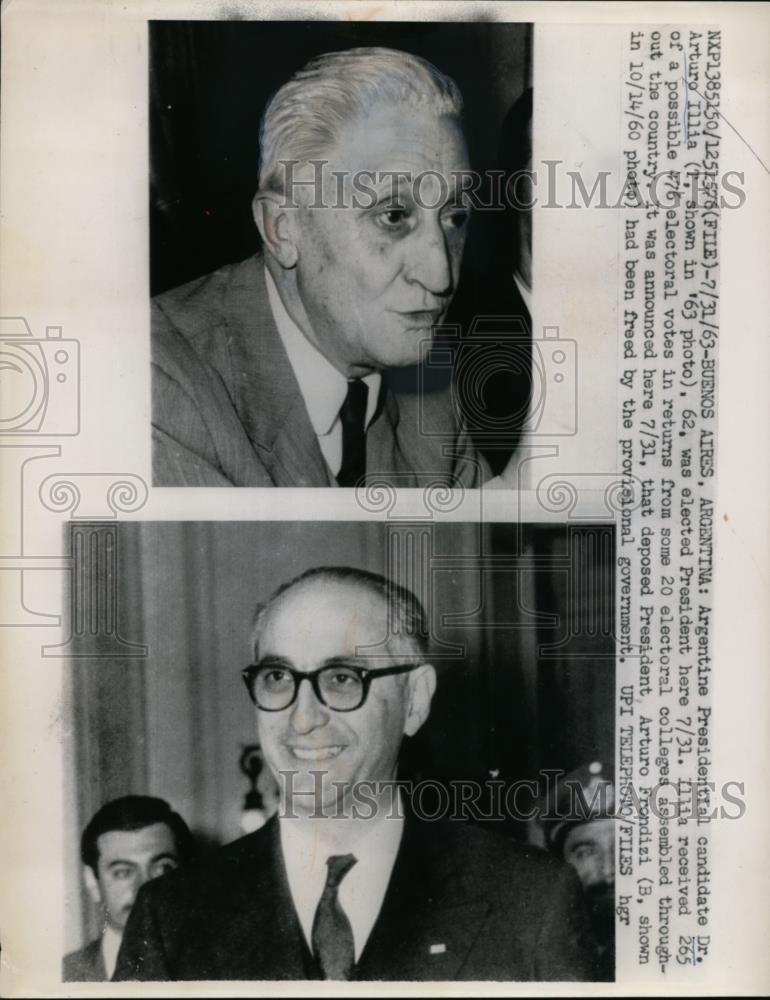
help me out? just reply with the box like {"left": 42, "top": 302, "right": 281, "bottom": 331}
{"left": 287, "top": 745, "right": 345, "bottom": 761}
{"left": 397, "top": 309, "right": 442, "bottom": 324}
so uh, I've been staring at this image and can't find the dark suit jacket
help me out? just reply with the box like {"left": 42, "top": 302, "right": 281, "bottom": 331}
{"left": 62, "top": 938, "right": 107, "bottom": 982}
{"left": 152, "top": 256, "right": 488, "bottom": 487}
{"left": 114, "top": 816, "right": 597, "bottom": 982}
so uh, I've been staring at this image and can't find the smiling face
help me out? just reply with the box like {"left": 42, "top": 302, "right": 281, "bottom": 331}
{"left": 289, "top": 101, "right": 470, "bottom": 375}
{"left": 84, "top": 822, "right": 180, "bottom": 931}
{"left": 254, "top": 577, "right": 434, "bottom": 816}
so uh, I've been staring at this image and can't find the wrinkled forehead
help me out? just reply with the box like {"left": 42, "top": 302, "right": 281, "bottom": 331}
{"left": 284, "top": 101, "right": 470, "bottom": 209}
{"left": 330, "top": 101, "right": 469, "bottom": 174}
{"left": 257, "top": 578, "right": 408, "bottom": 665}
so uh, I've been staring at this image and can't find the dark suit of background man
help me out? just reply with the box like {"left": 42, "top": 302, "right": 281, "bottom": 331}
{"left": 116, "top": 567, "right": 596, "bottom": 982}
{"left": 539, "top": 761, "right": 616, "bottom": 981}
{"left": 151, "top": 47, "right": 493, "bottom": 488}
{"left": 62, "top": 796, "right": 192, "bottom": 982}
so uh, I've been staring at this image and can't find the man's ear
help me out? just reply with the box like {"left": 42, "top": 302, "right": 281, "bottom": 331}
{"left": 404, "top": 663, "right": 437, "bottom": 737}
{"left": 252, "top": 192, "right": 298, "bottom": 269}
{"left": 82, "top": 865, "right": 102, "bottom": 906}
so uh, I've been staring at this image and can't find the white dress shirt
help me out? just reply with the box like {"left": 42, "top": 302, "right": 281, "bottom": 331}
{"left": 513, "top": 270, "right": 532, "bottom": 315}
{"left": 264, "top": 268, "right": 381, "bottom": 478}
{"left": 101, "top": 924, "right": 122, "bottom": 980}
{"left": 279, "top": 810, "right": 404, "bottom": 962}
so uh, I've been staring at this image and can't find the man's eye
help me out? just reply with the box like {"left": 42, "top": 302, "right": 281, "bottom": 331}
{"left": 443, "top": 209, "right": 469, "bottom": 230}
{"left": 331, "top": 671, "right": 356, "bottom": 686}
{"left": 112, "top": 866, "right": 133, "bottom": 880}
{"left": 261, "top": 667, "right": 290, "bottom": 686}
{"left": 151, "top": 860, "right": 178, "bottom": 878}
{"left": 323, "top": 668, "right": 361, "bottom": 691}
{"left": 375, "top": 208, "right": 410, "bottom": 230}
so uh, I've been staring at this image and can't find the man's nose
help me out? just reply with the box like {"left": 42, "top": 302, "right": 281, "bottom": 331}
{"left": 404, "top": 218, "right": 453, "bottom": 297}
{"left": 289, "top": 677, "right": 329, "bottom": 734}
{"left": 126, "top": 870, "right": 147, "bottom": 905}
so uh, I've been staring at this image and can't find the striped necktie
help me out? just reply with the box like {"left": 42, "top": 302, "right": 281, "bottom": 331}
{"left": 311, "top": 853, "right": 358, "bottom": 979}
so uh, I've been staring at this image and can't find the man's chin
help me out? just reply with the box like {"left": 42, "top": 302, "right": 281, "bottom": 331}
{"left": 284, "top": 780, "right": 353, "bottom": 819}
{"left": 276, "top": 762, "right": 352, "bottom": 810}
{"left": 379, "top": 339, "right": 435, "bottom": 371}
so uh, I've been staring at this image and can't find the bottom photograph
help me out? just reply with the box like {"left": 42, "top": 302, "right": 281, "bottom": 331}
{"left": 62, "top": 519, "right": 616, "bottom": 983}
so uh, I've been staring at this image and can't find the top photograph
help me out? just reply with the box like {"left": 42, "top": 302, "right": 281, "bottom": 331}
{"left": 150, "top": 20, "right": 533, "bottom": 487}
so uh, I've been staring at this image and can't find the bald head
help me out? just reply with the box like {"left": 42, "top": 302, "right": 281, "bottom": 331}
{"left": 251, "top": 566, "right": 429, "bottom": 664}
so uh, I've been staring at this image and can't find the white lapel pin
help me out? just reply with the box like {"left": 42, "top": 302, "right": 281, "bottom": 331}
{"left": 429, "top": 944, "right": 447, "bottom": 955}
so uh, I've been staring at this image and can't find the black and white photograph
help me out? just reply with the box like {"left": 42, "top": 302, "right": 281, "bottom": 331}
{"left": 0, "top": 2, "right": 767, "bottom": 996}
{"left": 149, "top": 21, "right": 532, "bottom": 487}
{"left": 63, "top": 520, "right": 615, "bottom": 982}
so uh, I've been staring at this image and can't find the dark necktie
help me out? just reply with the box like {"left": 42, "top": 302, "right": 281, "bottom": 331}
{"left": 337, "top": 379, "right": 368, "bottom": 487}
{"left": 311, "top": 853, "right": 358, "bottom": 980}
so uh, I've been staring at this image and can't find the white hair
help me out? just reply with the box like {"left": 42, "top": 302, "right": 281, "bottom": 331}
{"left": 258, "top": 46, "right": 464, "bottom": 194}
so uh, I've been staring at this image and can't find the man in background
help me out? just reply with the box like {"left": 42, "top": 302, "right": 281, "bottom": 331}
{"left": 539, "top": 760, "right": 616, "bottom": 980}
{"left": 63, "top": 795, "right": 192, "bottom": 982}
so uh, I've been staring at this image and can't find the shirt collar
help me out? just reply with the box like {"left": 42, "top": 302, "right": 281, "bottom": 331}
{"left": 279, "top": 805, "right": 404, "bottom": 874}
{"left": 265, "top": 266, "right": 381, "bottom": 436}
{"left": 101, "top": 924, "right": 122, "bottom": 979}
{"left": 278, "top": 802, "right": 404, "bottom": 960}
{"left": 513, "top": 270, "right": 532, "bottom": 315}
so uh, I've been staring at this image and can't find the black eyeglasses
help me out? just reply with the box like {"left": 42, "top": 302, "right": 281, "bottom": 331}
{"left": 242, "top": 660, "right": 420, "bottom": 712}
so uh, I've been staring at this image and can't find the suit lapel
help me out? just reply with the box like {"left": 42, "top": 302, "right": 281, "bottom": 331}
{"left": 356, "top": 818, "right": 491, "bottom": 981}
{"left": 368, "top": 372, "right": 463, "bottom": 488}
{"left": 221, "top": 258, "right": 334, "bottom": 487}
{"left": 204, "top": 818, "right": 313, "bottom": 980}
{"left": 86, "top": 939, "right": 107, "bottom": 981}
{"left": 215, "top": 257, "right": 466, "bottom": 488}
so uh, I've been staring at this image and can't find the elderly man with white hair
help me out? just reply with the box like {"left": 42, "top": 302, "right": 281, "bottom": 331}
{"left": 151, "top": 47, "right": 491, "bottom": 488}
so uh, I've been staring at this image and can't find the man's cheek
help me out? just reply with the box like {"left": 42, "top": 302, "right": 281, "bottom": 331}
{"left": 256, "top": 728, "right": 283, "bottom": 768}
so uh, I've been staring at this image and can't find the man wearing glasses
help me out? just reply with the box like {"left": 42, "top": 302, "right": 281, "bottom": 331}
{"left": 115, "top": 567, "right": 596, "bottom": 982}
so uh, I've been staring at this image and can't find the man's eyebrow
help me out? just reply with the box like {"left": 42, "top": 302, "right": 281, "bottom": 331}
{"left": 105, "top": 858, "right": 138, "bottom": 869}
{"left": 366, "top": 174, "right": 415, "bottom": 199}
{"left": 150, "top": 852, "right": 179, "bottom": 864}
{"left": 367, "top": 188, "right": 414, "bottom": 210}
{"left": 255, "top": 655, "right": 375, "bottom": 671}
{"left": 567, "top": 836, "right": 597, "bottom": 850}
{"left": 322, "top": 655, "right": 396, "bottom": 672}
